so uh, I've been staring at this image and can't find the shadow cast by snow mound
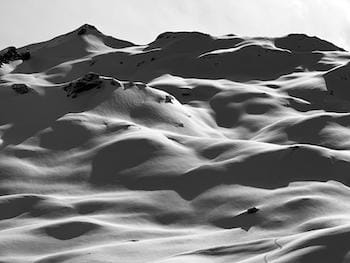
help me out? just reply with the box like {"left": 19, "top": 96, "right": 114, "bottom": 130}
{"left": 42, "top": 220, "right": 100, "bottom": 240}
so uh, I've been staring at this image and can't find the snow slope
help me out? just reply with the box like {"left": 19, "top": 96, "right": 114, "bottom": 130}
{"left": 1, "top": 24, "right": 350, "bottom": 263}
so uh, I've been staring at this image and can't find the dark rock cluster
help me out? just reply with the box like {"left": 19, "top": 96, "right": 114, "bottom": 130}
{"left": 246, "top": 207, "right": 259, "bottom": 214}
{"left": 164, "top": 95, "right": 174, "bottom": 103}
{"left": 12, "top": 83, "right": 31, "bottom": 94}
{"left": 0, "top": 46, "right": 30, "bottom": 67}
{"left": 63, "top": 72, "right": 102, "bottom": 98}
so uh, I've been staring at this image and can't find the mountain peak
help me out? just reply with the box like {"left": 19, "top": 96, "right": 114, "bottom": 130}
{"left": 75, "top": 24, "right": 101, "bottom": 36}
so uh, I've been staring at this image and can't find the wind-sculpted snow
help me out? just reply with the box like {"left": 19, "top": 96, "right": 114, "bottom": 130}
{"left": 1, "top": 24, "right": 350, "bottom": 263}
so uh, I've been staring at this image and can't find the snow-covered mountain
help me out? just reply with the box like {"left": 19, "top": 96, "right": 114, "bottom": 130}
{"left": 1, "top": 24, "right": 350, "bottom": 263}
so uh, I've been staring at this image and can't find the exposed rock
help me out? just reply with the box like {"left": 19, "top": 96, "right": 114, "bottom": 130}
{"left": 12, "top": 84, "right": 31, "bottom": 94}
{"left": 246, "top": 207, "right": 259, "bottom": 214}
{"left": 165, "top": 95, "right": 174, "bottom": 103}
{"left": 63, "top": 72, "right": 102, "bottom": 98}
{"left": 0, "top": 46, "right": 31, "bottom": 66}
{"left": 20, "top": 51, "right": 31, "bottom": 60}
{"left": 0, "top": 47, "right": 19, "bottom": 65}
{"left": 82, "top": 72, "right": 100, "bottom": 82}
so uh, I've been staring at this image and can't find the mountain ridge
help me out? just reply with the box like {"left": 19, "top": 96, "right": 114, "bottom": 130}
{"left": 1, "top": 24, "right": 348, "bottom": 85}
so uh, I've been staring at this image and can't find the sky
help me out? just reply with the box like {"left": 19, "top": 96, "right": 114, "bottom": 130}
{"left": 0, "top": 0, "right": 349, "bottom": 50}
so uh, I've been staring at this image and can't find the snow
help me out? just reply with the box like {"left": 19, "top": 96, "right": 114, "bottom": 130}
{"left": 1, "top": 24, "right": 350, "bottom": 263}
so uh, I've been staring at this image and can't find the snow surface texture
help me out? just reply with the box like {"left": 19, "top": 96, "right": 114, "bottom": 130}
{"left": 1, "top": 24, "right": 350, "bottom": 262}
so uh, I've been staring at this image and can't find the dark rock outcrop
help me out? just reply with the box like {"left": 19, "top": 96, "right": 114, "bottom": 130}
{"left": 12, "top": 83, "right": 31, "bottom": 94}
{"left": 246, "top": 207, "right": 259, "bottom": 214}
{"left": 63, "top": 72, "right": 102, "bottom": 98}
{"left": 164, "top": 95, "right": 174, "bottom": 103}
{"left": 0, "top": 46, "right": 31, "bottom": 66}
{"left": 20, "top": 51, "right": 31, "bottom": 60}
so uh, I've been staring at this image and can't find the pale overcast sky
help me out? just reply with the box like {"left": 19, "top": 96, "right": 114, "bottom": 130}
{"left": 0, "top": 0, "right": 349, "bottom": 50}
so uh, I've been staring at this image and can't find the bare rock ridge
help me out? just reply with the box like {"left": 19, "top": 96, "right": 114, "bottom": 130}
{"left": 1, "top": 24, "right": 350, "bottom": 263}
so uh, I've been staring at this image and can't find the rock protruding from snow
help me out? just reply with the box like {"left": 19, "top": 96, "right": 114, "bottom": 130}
{"left": 246, "top": 207, "right": 259, "bottom": 214}
{"left": 11, "top": 83, "right": 32, "bottom": 94}
{"left": 63, "top": 72, "right": 102, "bottom": 98}
{"left": 0, "top": 46, "right": 30, "bottom": 66}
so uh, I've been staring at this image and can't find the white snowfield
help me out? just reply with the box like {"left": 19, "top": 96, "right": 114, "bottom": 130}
{"left": 1, "top": 24, "right": 350, "bottom": 263}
